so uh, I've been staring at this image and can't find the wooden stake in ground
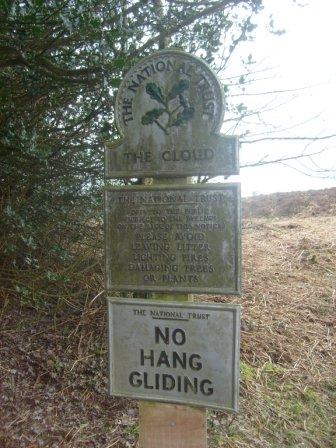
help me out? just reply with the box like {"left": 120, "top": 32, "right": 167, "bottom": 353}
{"left": 139, "top": 401, "right": 206, "bottom": 448}
{"left": 139, "top": 175, "right": 207, "bottom": 448}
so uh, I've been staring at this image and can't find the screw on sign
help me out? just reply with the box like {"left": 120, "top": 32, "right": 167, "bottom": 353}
{"left": 108, "top": 300, "right": 240, "bottom": 410}
{"left": 105, "top": 184, "right": 241, "bottom": 295}
{"left": 104, "top": 50, "right": 241, "bottom": 448}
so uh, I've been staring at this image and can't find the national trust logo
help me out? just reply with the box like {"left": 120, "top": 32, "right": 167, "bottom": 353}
{"left": 115, "top": 50, "right": 224, "bottom": 142}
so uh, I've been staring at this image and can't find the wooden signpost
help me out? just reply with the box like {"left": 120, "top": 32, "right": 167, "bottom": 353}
{"left": 105, "top": 50, "right": 241, "bottom": 447}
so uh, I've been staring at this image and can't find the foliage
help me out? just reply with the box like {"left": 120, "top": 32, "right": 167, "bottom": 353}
{"left": 0, "top": 0, "right": 263, "bottom": 301}
{"left": 145, "top": 82, "right": 166, "bottom": 105}
{"left": 141, "top": 79, "right": 194, "bottom": 134}
{"left": 141, "top": 107, "right": 165, "bottom": 125}
{"left": 168, "top": 79, "right": 189, "bottom": 100}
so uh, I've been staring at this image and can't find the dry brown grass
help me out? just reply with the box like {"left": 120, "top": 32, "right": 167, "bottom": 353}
{"left": 205, "top": 214, "right": 335, "bottom": 447}
{"left": 0, "top": 190, "right": 335, "bottom": 447}
{"left": 243, "top": 187, "right": 336, "bottom": 219}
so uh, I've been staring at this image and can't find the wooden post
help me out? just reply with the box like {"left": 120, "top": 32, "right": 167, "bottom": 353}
{"left": 139, "top": 401, "right": 206, "bottom": 448}
{"left": 138, "top": 178, "right": 207, "bottom": 448}
{"left": 104, "top": 49, "right": 240, "bottom": 448}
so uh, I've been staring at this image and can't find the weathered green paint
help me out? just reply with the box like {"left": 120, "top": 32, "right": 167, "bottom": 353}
{"left": 105, "top": 50, "right": 239, "bottom": 178}
{"left": 105, "top": 183, "right": 241, "bottom": 294}
{"left": 107, "top": 298, "right": 241, "bottom": 411}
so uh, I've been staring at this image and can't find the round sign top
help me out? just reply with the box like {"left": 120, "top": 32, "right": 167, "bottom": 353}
{"left": 115, "top": 50, "right": 224, "bottom": 147}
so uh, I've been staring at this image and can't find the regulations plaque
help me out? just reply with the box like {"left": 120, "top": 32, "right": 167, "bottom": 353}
{"left": 105, "top": 50, "right": 239, "bottom": 178}
{"left": 108, "top": 298, "right": 240, "bottom": 411}
{"left": 105, "top": 183, "right": 241, "bottom": 294}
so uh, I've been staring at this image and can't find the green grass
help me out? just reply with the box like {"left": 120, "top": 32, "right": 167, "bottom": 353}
{"left": 208, "top": 361, "right": 334, "bottom": 448}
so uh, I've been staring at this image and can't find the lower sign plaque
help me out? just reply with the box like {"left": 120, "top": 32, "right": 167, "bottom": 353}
{"left": 107, "top": 298, "right": 240, "bottom": 411}
{"left": 105, "top": 183, "right": 241, "bottom": 294}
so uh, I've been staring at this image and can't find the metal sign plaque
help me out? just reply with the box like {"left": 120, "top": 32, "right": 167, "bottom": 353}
{"left": 105, "top": 183, "right": 241, "bottom": 295}
{"left": 107, "top": 298, "right": 240, "bottom": 411}
{"left": 105, "top": 50, "right": 239, "bottom": 178}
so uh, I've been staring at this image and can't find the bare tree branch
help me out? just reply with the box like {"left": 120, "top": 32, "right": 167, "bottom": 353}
{"left": 241, "top": 149, "right": 326, "bottom": 168}
{"left": 242, "top": 134, "right": 336, "bottom": 144}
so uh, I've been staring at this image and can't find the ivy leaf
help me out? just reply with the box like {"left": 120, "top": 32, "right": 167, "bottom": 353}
{"left": 113, "top": 58, "right": 126, "bottom": 69}
{"left": 141, "top": 108, "right": 165, "bottom": 125}
{"left": 171, "top": 106, "right": 195, "bottom": 127}
{"left": 178, "top": 93, "right": 188, "bottom": 108}
{"left": 110, "top": 78, "right": 121, "bottom": 87}
{"left": 31, "top": 25, "right": 44, "bottom": 38}
{"left": 168, "top": 79, "right": 189, "bottom": 100}
{"left": 145, "top": 83, "right": 165, "bottom": 105}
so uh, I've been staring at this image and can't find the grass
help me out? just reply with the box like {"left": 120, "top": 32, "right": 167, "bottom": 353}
{"left": 207, "top": 214, "right": 335, "bottom": 448}
{"left": 0, "top": 192, "right": 335, "bottom": 447}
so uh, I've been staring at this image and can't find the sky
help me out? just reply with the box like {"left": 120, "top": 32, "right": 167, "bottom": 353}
{"left": 220, "top": 0, "right": 336, "bottom": 197}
